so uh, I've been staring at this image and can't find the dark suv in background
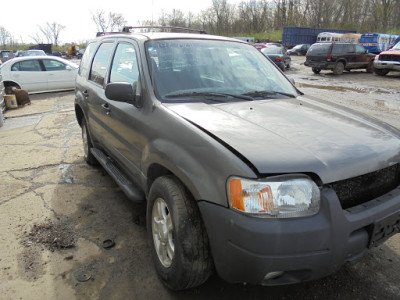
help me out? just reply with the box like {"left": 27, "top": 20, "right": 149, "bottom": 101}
{"left": 305, "top": 43, "right": 375, "bottom": 74}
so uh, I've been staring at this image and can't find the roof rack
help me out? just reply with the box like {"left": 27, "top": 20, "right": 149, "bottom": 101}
{"left": 96, "top": 32, "right": 125, "bottom": 37}
{"left": 121, "top": 26, "right": 207, "bottom": 34}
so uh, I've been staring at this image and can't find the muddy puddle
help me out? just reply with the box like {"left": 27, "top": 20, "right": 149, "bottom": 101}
{"left": 296, "top": 82, "right": 394, "bottom": 95}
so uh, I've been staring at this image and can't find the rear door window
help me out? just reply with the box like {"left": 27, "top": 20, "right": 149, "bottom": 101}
{"left": 89, "top": 42, "right": 114, "bottom": 86}
{"left": 332, "top": 44, "right": 346, "bottom": 55}
{"left": 11, "top": 60, "right": 42, "bottom": 72}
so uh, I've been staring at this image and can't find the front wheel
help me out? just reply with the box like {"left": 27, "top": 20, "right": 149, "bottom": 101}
{"left": 374, "top": 68, "right": 389, "bottom": 76}
{"left": 147, "top": 176, "right": 213, "bottom": 290}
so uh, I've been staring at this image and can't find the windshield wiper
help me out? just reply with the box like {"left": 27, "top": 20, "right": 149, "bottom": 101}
{"left": 165, "top": 91, "right": 254, "bottom": 101}
{"left": 242, "top": 90, "right": 296, "bottom": 98}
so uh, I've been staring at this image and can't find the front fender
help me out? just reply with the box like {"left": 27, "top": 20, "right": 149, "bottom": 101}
{"left": 141, "top": 137, "right": 255, "bottom": 207}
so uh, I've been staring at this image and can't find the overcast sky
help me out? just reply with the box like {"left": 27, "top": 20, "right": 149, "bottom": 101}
{"left": 2, "top": 0, "right": 244, "bottom": 45}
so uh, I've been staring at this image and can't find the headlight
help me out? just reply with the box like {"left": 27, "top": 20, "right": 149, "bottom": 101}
{"left": 227, "top": 175, "right": 320, "bottom": 218}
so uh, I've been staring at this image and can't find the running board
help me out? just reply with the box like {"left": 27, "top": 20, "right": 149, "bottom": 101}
{"left": 91, "top": 148, "right": 145, "bottom": 203}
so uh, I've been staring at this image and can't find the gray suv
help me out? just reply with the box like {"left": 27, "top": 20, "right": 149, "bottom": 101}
{"left": 75, "top": 28, "right": 400, "bottom": 290}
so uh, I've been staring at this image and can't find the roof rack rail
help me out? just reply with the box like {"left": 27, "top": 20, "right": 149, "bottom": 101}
{"left": 121, "top": 26, "right": 207, "bottom": 34}
{"left": 96, "top": 31, "right": 125, "bottom": 37}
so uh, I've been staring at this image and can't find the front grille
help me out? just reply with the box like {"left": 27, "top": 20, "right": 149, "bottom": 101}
{"left": 330, "top": 164, "right": 400, "bottom": 210}
{"left": 379, "top": 55, "right": 400, "bottom": 62}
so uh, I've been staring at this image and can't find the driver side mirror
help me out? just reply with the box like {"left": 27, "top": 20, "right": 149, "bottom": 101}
{"left": 105, "top": 81, "right": 142, "bottom": 108}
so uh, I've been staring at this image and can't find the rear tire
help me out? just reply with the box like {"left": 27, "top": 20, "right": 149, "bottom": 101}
{"left": 312, "top": 67, "right": 321, "bottom": 74}
{"left": 333, "top": 62, "right": 344, "bottom": 75}
{"left": 81, "top": 118, "right": 98, "bottom": 165}
{"left": 280, "top": 63, "right": 286, "bottom": 72}
{"left": 374, "top": 68, "right": 389, "bottom": 76}
{"left": 147, "top": 175, "right": 213, "bottom": 290}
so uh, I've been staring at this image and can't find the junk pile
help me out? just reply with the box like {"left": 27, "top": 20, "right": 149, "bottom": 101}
{"left": 0, "top": 85, "right": 30, "bottom": 127}
{"left": 4, "top": 86, "right": 30, "bottom": 109}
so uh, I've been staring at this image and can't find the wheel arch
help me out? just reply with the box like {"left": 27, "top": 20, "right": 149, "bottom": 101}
{"left": 3, "top": 81, "right": 21, "bottom": 89}
{"left": 336, "top": 59, "right": 346, "bottom": 67}
{"left": 75, "top": 103, "right": 84, "bottom": 127}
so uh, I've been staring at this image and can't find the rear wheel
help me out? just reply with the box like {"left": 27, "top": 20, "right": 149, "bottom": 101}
{"left": 374, "top": 68, "right": 389, "bottom": 76}
{"left": 333, "top": 62, "right": 344, "bottom": 75}
{"left": 81, "top": 118, "right": 98, "bottom": 165}
{"left": 147, "top": 175, "right": 212, "bottom": 290}
{"left": 280, "top": 63, "right": 286, "bottom": 72}
{"left": 312, "top": 67, "right": 321, "bottom": 74}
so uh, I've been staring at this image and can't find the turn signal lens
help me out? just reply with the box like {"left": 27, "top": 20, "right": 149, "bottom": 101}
{"left": 227, "top": 175, "right": 320, "bottom": 218}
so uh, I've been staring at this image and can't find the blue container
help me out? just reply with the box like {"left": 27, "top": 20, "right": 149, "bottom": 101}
{"left": 282, "top": 27, "right": 356, "bottom": 47}
{"left": 359, "top": 33, "right": 400, "bottom": 53}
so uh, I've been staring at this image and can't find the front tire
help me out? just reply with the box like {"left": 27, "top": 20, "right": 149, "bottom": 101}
{"left": 147, "top": 176, "right": 212, "bottom": 290}
{"left": 374, "top": 68, "right": 389, "bottom": 76}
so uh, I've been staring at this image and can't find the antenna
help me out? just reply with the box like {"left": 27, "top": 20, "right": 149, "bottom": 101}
{"left": 151, "top": 0, "right": 154, "bottom": 25}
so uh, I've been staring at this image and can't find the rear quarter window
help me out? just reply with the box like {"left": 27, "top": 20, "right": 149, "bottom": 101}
{"left": 308, "top": 44, "right": 331, "bottom": 55}
{"left": 79, "top": 42, "right": 97, "bottom": 78}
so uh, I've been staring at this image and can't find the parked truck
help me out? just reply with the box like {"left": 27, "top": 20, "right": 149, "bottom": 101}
{"left": 359, "top": 33, "right": 400, "bottom": 53}
{"left": 282, "top": 27, "right": 356, "bottom": 48}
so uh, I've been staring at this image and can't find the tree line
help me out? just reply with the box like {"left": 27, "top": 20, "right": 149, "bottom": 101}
{"left": 0, "top": 0, "right": 399, "bottom": 48}
{"left": 150, "top": 0, "right": 399, "bottom": 36}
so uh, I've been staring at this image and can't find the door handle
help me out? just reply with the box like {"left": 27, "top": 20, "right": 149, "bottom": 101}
{"left": 82, "top": 90, "right": 89, "bottom": 98}
{"left": 101, "top": 103, "right": 111, "bottom": 115}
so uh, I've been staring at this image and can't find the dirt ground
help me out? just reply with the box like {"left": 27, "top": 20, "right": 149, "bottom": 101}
{"left": 1, "top": 57, "right": 400, "bottom": 300}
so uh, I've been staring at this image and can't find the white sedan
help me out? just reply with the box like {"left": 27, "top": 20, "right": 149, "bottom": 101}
{"left": 0, "top": 56, "right": 79, "bottom": 93}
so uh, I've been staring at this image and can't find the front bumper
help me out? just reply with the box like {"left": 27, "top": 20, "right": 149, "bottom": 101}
{"left": 198, "top": 186, "right": 400, "bottom": 285}
{"left": 374, "top": 60, "right": 400, "bottom": 71}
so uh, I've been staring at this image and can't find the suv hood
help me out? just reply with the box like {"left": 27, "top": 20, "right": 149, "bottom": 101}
{"left": 380, "top": 49, "right": 400, "bottom": 55}
{"left": 165, "top": 97, "right": 400, "bottom": 183}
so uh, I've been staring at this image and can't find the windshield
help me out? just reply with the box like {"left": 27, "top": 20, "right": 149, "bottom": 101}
{"left": 146, "top": 39, "right": 298, "bottom": 102}
{"left": 392, "top": 42, "right": 400, "bottom": 50}
{"left": 261, "top": 48, "right": 283, "bottom": 55}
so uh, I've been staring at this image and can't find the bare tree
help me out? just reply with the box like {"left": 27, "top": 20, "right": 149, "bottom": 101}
{"left": 30, "top": 32, "right": 43, "bottom": 44}
{"left": 92, "top": 10, "right": 127, "bottom": 32}
{"left": 167, "top": 9, "right": 187, "bottom": 27}
{"left": 47, "top": 22, "right": 66, "bottom": 46}
{"left": 38, "top": 22, "right": 66, "bottom": 46}
{"left": 109, "top": 12, "right": 127, "bottom": 31}
{"left": 92, "top": 10, "right": 108, "bottom": 33}
{"left": 39, "top": 24, "right": 52, "bottom": 43}
{"left": 0, "top": 26, "right": 11, "bottom": 46}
